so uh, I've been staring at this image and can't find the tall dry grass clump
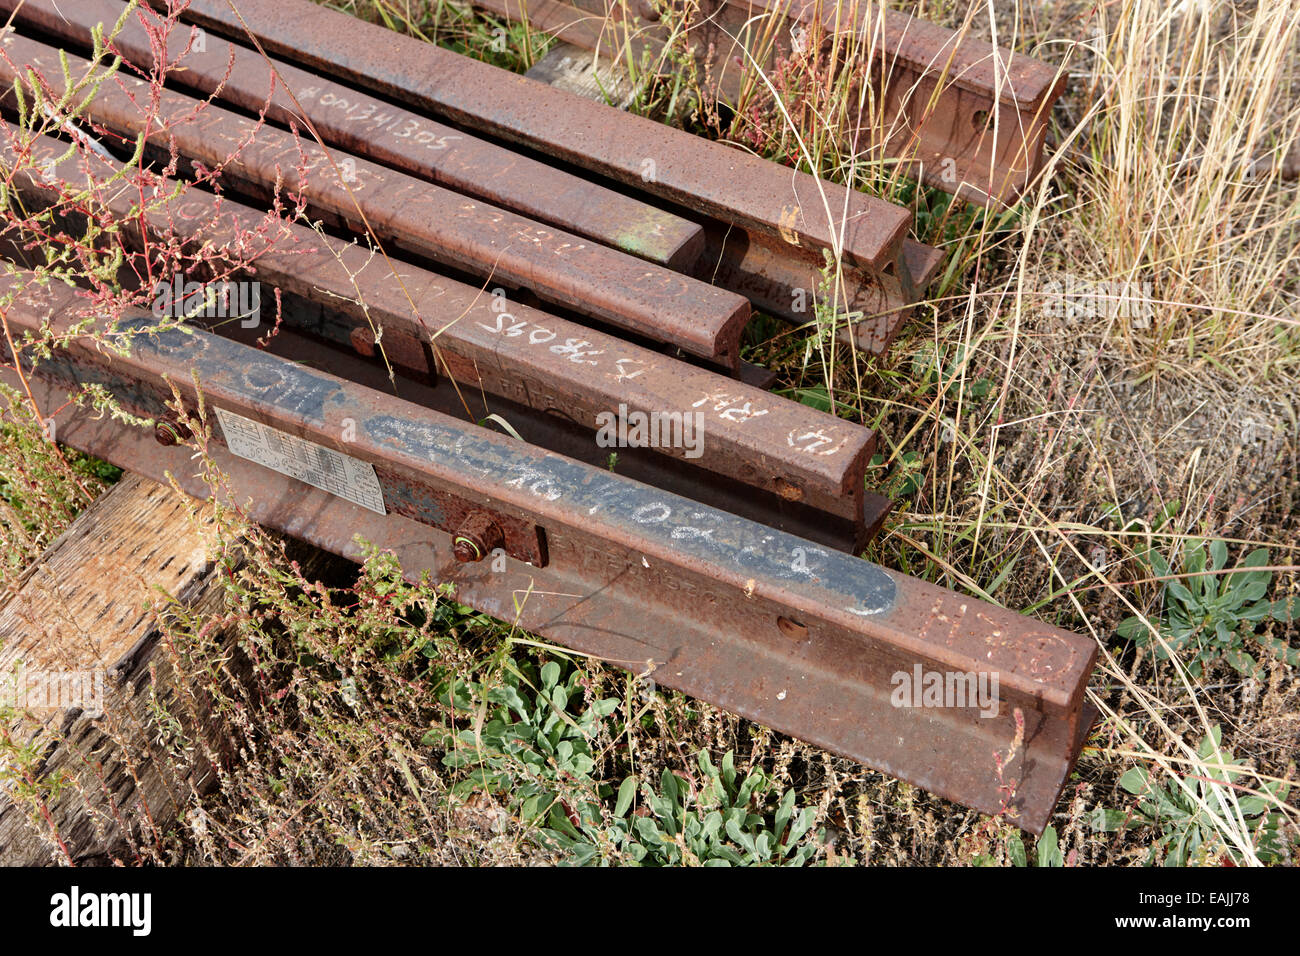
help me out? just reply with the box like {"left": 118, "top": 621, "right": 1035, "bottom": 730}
{"left": 1035, "top": 0, "right": 1300, "bottom": 380}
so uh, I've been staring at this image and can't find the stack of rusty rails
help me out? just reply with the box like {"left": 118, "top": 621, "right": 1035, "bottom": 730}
{"left": 0, "top": 0, "right": 1097, "bottom": 831}
{"left": 0, "top": 0, "right": 917, "bottom": 548}
{"left": 472, "top": 0, "right": 1068, "bottom": 207}
{"left": 131, "top": 0, "right": 946, "bottom": 356}
{"left": 3, "top": 126, "right": 887, "bottom": 552}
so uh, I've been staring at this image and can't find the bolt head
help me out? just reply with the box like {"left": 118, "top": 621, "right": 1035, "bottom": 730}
{"left": 154, "top": 419, "right": 189, "bottom": 446}
{"left": 451, "top": 511, "right": 504, "bottom": 563}
{"left": 452, "top": 536, "right": 482, "bottom": 563}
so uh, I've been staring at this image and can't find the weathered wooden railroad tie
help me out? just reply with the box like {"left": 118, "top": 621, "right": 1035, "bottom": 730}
{"left": 0, "top": 0, "right": 1093, "bottom": 832}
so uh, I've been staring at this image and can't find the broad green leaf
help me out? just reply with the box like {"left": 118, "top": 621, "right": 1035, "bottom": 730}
{"left": 725, "top": 816, "right": 756, "bottom": 855}
{"left": 540, "top": 660, "right": 561, "bottom": 689}
{"left": 633, "top": 816, "right": 662, "bottom": 845}
{"left": 1208, "top": 539, "right": 1228, "bottom": 571}
{"left": 1258, "top": 632, "right": 1300, "bottom": 666}
{"left": 1007, "top": 833, "right": 1027, "bottom": 867}
{"left": 1119, "top": 767, "right": 1150, "bottom": 795}
{"left": 1214, "top": 619, "right": 1234, "bottom": 644}
{"left": 547, "top": 803, "right": 582, "bottom": 839}
{"left": 698, "top": 750, "right": 716, "bottom": 779}
{"left": 1197, "top": 726, "right": 1224, "bottom": 757}
{"left": 774, "top": 787, "right": 795, "bottom": 839}
{"left": 1150, "top": 550, "right": 1171, "bottom": 579}
{"left": 714, "top": 846, "right": 744, "bottom": 865}
{"left": 1241, "top": 547, "right": 1270, "bottom": 569}
{"left": 1167, "top": 579, "right": 1194, "bottom": 606}
{"left": 1038, "top": 826, "right": 1061, "bottom": 867}
{"left": 487, "top": 685, "right": 529, "bottom": 718}
{"left": 1270, "top": 597, "right": 1299, "bottom": 622}
{"left": 786, "top": 808, "right": 813, "bottom": 846}
{"left": 737, "top": 770, "right": 766, "bottom": 807}
{"left": 701, "top": 811, "right": 723, "bottom": 843}
{"left": 614, "top": 776, "right": 637, "bottom": 818}
{"left": 1236, "top": 797, "right": 1268, "bottom": 817}
{"left": 1155, "top": 501, "right": 1181, "bottom": 529}
{"left": 1116, "top": 616, "right": 1146, "bottom": 640}
{"left": 1091, "top": 808, "right": 1130, "bottom": 832}
{"left": 661, "top": 769, "right": 679, "bottom": 806}
{"left": 1223, "top": 646, "right": 1259, "bottom": 677}
{"left": 1234, "top": 580, "right": 1269, "bottom": 604}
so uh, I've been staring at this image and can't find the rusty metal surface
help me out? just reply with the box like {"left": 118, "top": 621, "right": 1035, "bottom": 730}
{"left": 0, "top": 34, "right": 752, "bottom": 365}
{"left": 508, "top": 39, "right": 919, "bottom": 359}
{"left": 526, "top": 37, "right": 945, "bottom": 354}
{"left": 697, "top": 224, "right": 944, "bottom": 355}
{"left": 118, "top": 0, "right": 945, "bottom": 350}
{"left": 2, "top": 279, "right": 1098, "bottom": 832}
{"left": 660, "top": 0, "right": 1066, "bottom": 205}
{"left": 475, "top": 0, "right": 1065, "bottom": 205}
{"left": 2, "top": 124, "right": 877, "bottom": 530}
{"left": 35, "top": 0, "right": 941, "bottom": 352}
{"left": 148, "top": 0, "right": 915, "bottom": 277}
{"left": 233, "top": 315, "right": 887, "bottom": 552}
{"left": 0, "top": 0, "right": 707, "bottom": 270}
{"left": 0, "top": 1, "right": 1097, "bottom": 832}
{"left": 17, "top": 0, "right": 946, "bottom": 342}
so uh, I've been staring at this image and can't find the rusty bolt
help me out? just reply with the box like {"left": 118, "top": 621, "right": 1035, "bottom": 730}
{"left": 452, "top": 511, "right": 505, "bottom": 563}
{"left": 154, "top": 415, "right": 192, "bottom": 446}
{"left": 776, "top": 616, "right": 809, "bottom": 641}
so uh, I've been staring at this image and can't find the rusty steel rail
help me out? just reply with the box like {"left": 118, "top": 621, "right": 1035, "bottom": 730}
{"left": 0, "top": 0, "right": 708, "bottom": 271}
{"left": 141, "top": 0, "right": 919, "bottom": 287}
{"left": 1, "top": 276, "right": 1097, "bottom": 832}
{"left": 0, "top": 34, "right": 755, "bottom": 367}
{"left": 1, "top": 122, "right": 886, "bottom": 549}
{"left": 474, "top": 0, "right": 1066, "bottom": 206}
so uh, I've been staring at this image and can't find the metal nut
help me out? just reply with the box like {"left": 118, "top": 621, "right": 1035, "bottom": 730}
{"left": 154, "top": 416, "right": 192, "bottom": 446}
{"left": 452, "top": 511, "right": 505, "bottom": 563}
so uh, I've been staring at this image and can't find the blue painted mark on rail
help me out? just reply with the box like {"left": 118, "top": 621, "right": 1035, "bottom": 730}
{"left": 365, "top": 414, "right": 897, "bottom": 618}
